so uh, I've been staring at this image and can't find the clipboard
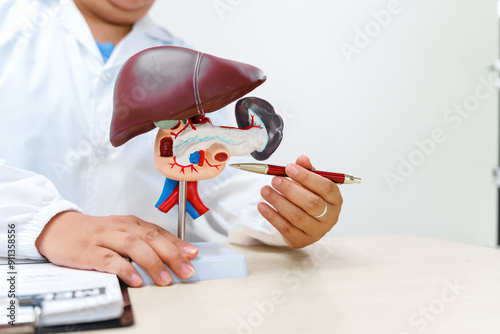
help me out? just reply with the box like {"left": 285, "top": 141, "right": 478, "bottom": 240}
{"left": 34, "top": 280, "right": 134, "bottom": 333}
{"left": 1, "top": 262, "right": 134, "bottom": 333}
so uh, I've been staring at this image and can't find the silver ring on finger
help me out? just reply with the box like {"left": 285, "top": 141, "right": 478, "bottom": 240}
{"left": 313, "top": 201, "right": 328, "bottom": 219}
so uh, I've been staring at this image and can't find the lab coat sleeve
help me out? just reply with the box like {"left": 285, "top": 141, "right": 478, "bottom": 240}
{"left": 0, "top": 160, "right": 82, "bottom": 259}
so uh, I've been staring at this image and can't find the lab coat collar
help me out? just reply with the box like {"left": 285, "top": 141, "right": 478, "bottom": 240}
{"left": 57, "top": 0, "right": 103, "bottom": 63}
{"left": 106, "top": 15, "right": 177, "bottom": 69}
{"left": 133, "top": 16, "right": 176, "bottom": 46}
{"left": 57, "top": 1, "right": 177, "bottom": 69}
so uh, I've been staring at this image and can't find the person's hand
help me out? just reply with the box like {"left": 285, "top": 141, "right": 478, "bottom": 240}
{"left": 258, "top": 155, "right": 343, "bottom": 248}
{"left": 35, "top": 212, "right": 198, "bottom": 287}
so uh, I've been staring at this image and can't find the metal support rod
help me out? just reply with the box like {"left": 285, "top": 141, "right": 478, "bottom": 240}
{"left": 178, "top": 181, "right": 187, "bottom": 241}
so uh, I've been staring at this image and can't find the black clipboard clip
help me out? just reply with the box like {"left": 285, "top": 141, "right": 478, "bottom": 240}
{"left": 0, "top": 296, "right": 41, "bottom": 334}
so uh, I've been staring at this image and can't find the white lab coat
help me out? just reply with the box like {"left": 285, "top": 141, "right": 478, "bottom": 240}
{"left": 0, "top": 0, "right": 285, "bottom": 260}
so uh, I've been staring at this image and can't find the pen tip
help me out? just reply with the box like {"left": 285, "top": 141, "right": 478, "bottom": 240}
{"left": 344, "top": 175, "right": 362, "bottom": 184}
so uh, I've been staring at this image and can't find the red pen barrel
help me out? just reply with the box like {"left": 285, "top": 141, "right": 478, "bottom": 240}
{"left": 267, "top": 164, "right": 346, "bottom": 183}
{"left": 311, "top": 170, "right": 345, "bottom": 183}
{"left": 267, "top": 164, "right": 286, "bottom": 176}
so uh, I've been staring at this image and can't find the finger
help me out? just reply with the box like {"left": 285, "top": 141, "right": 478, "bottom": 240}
{"left": 99, "top": 231, "right": 174, "bottom": 286}
{"left": 131, "top": 222, "right": 197, "bottom": 279}
{"left": 295, "top": 155, "right": 314, "bottom": 170}
{"left": 261, "top": 185, "right": 321, "bottom": 237}
{"left": 118, "top": 216, "right": 199, "bottom": 259}
{"left": 285, "top": 163, "right": 342, "bottom": 205}
{"left": 271, "top": 176, "right": 331, "bottom": 219}
{"left": 142, "top": 231, "right": 196, "bottom": 281}
{"left": 108, "top": 217, "right": 197, "bottom": 282}
{"left": 89, "top": 247, "right": 144, "bottom": 287}
{"left": 257, "top": 202, "right": 314, "bottom": 248}
{"left": 156, "top": 229, "right": 199, "bottom": 260}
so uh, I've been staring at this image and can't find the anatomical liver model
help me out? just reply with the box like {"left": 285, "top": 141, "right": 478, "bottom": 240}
{"left": 110, "top": 46, "right": 283, "bottom": 234}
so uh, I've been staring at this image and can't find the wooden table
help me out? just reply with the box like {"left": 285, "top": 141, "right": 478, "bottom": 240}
{"left": 88, "top": 235, "right": 500, "bottom": 334}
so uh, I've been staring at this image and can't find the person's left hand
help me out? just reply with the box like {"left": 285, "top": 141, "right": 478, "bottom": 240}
{"left": 258, "top": 155, "right": 343, "bottom": 248}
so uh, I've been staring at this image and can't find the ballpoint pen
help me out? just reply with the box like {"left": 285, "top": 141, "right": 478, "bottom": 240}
{"left": 230, "top": 163, "right": 361, "bottom": 184}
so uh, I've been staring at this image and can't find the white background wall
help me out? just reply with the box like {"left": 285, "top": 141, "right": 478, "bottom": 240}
{"left": 150, "top": 0, "right": 499, "bottom": 246}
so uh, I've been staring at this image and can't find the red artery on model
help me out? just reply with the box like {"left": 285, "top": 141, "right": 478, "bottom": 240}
{"left": 156, "top": 180, "right": 209, "bottom": 219}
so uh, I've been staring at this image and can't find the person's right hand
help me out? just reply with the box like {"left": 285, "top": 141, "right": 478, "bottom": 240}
{"left": 35, "top": 211, "right": 198, "bottom": 287}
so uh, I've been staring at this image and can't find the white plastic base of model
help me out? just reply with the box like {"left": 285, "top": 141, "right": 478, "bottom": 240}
{"left": 131, "top": 242, "right": 248, "bottom": 286}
